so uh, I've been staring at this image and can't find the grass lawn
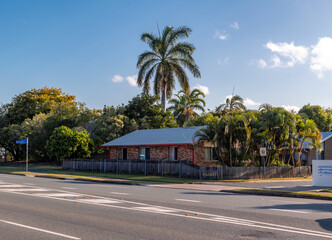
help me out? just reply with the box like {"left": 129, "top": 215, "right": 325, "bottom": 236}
{"left": 0, "top": 163, "right": 196, "bottom": 184}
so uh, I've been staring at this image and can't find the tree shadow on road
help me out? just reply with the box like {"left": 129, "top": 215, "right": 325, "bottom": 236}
{"left": 257, "top": 203, "right": 332, "bottom": 213}
{"left": 316, "top": 218, "right": 332, "bottom": 232}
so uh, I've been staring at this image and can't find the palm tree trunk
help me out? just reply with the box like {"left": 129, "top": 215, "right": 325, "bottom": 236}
{"left": 229, "top": 134, "right": 232, "bottom": 167}
{"left": 161, "top": 81, "right": 167, "bottom": 111}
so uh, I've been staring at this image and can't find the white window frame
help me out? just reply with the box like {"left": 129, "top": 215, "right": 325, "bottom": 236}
{"left": 169, "top": 146, "right": 178, "bottom": 161}
{"left": 205, "top": 147, "right": 218, "bottom": 161}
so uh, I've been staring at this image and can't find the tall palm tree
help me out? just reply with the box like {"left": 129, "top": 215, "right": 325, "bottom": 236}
{"left": 168, "top": 88, "right": 206, "bottom": 126}
{"left": 137, "top": 26, "right": 201, "bottom": 111}
{"left": 216, "top": 95, "right": 246, "bottom": 115}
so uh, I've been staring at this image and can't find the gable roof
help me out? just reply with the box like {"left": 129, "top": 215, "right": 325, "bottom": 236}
{"left": 321, "top": 132, "right": 332, "bottom": 142}
{"left": 101, "top": 126, "right": 205, "bottom": 147}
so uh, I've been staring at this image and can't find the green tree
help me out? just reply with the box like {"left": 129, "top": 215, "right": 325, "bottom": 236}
{"left": 137, "top": 26, "right": 201, "bottom": 111}
{"left": 168, "top": 88, "right": 206, "bottom": 126}
{"left": 124, "top": 94, "right": 177, "bottom": 129}
{"left": 216, "top": 95, "right": 246, "bottom": 116}
{"left": 46, "top": 126, "right": 91, "bottom": 163}
{"left": 299, "top": 104, "right": 331, "bottom": 132}
{"left": 6, "top": 87, "right": 76, "bottom": 124}
{"left": 296, "top": 119, "right": 322, "bottom": 165}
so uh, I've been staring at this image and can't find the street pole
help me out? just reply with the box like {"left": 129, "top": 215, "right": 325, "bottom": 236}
{"left": 26, "top": 137, "right": 29, "bottom": 172}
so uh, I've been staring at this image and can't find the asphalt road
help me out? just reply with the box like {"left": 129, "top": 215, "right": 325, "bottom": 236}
{"left": 0, "top": 174, "right": 331, "bottom": 240}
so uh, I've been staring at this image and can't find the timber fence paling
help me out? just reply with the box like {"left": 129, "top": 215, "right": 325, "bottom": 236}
{"left": 61, "top": 159, "right": 312, "bottom": 180}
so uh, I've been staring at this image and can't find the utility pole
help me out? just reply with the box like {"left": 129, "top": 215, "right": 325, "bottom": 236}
{"left": 26, "top": 137, "right": 29, "bottom": 172}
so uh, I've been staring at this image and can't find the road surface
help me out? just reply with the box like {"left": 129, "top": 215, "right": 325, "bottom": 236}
{"left": 0, "top": 174, "right": 331, "bottom": 239}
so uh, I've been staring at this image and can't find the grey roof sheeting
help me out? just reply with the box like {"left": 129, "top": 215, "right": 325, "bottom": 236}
{"left": 101, "top": 126, "right": 205, "bottom": 147}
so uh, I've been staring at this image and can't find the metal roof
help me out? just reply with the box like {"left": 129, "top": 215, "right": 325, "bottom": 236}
{"left": 321, "top": 132, "right": 332, "bottom": 142}
{"left": 101, "top": 126, "right": 206, "bottom": 147}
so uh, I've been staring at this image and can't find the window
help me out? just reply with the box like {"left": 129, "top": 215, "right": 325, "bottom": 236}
{"left": 169, "top": 147, "right": 178, "bottom": 160}
{"left": 117, "top": 148, "right": 127, "bottom": 160}
{"left": 139, "top": 147, "right": 150, "bottom": 160}
{"left": 205, "top": 147, "right": 218, "bottom": 161}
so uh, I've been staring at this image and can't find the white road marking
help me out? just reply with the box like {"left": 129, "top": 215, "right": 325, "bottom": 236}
{"left": 110, "top": 192, "right": 129, "bottom": 195}
{"left": 175, "top": 199, "right": 201, "bottom": 203}
{"left": 24, "top": 183, "right": 35, "bottom": 185}
{"left": 80, "top": 199, "right": 120, "bottom": 204}
{"left": 266, "top": 186, "right": 284, "bottom": 189}
{"left": 34, "top": 193, "right": 82, "bottom": 198}
{"left": 0, "top": 185, "right": 26, "bottom": 188}
{"left": 0, "top": 219, "right": 80, "bottom": 239}
{"left": 2, "top": 188, "right": 49, "bottom": 192}
{"left": 61, "top": 187, "right": 76, "bottom": 190}
{"left": 269, "top": 208, "right": 309, "bottom": 214}
{"left": 132, "top": 207, "right": 178, "bottom": 213}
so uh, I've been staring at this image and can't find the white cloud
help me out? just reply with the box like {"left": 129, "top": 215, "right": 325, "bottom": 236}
{"left": 262, "top": 41, "right": 309, "bottom": 68}
{"left": 230, "top": 21, "right": 239, "bottom": 30}
{"left": 218, "top": 57, "right": 230, "bottom": 66}
{"left": 194, "top": 84, "right": 210, "bottom": 95}
{"left": 310, "top": 37, "right": 332, "bottom": 79}
{"left": 243, "top": 98, "right": 261, "bottom": 107}
{"left": 282, "top": 105, "right": 300, "bottom": 113}
{"left": 112, "top": 74, "right": 123, "bottom": 83}
{"left": 258, "top": 59, "right": 267, "bottom": 68}
{"left": 215, "top": 30, "right": 228, "bottom": 40}
{"left": 126, "top": 74, "right": 138, "bottom": 86}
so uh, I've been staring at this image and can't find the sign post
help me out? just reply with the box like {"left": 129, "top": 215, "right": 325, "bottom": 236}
{"left": 260, "top": 147, "right": 267, "bottom": 179}
{"left": 16, "top": 138, "right": 28, "bottom": 172}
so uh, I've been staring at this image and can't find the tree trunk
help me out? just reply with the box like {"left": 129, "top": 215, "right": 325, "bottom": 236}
{"left": 229, "top": 134, "right": 232, "bottom": 167}
{"left": 161, "top": 81, "right": 167, "bottom": 112}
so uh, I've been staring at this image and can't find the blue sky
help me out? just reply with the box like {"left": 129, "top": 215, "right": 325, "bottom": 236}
{"left": 1, "top": 0, "right": 332, "bottom": 112}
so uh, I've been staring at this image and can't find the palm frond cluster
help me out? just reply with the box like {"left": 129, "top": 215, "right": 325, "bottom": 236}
{"left": 137, "top": 26, "right": 201, "bottom": 111}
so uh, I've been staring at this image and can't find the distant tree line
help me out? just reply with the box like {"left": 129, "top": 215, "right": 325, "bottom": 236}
{"left": 0, "top": 87, "right": 328, "bottom": 167}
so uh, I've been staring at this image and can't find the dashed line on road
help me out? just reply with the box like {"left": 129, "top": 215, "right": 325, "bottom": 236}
{"left": 269, "top": 208, "right": 309, "bottom": 214}
{"left": 61, "top": 187, "right": 76, "bottom": 190}
{"left": 0, "top": 219, "right": 81, "bottom": 240}
{"left": 110, "top": 192, "right": 129, "bottom": 195}
{"left": 175, "top": 199, "right": 201, "bottom": 203}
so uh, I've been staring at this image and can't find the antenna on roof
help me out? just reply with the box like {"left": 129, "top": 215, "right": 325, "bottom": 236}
{"left": 232, "top": 86, "right": 235, "bottom": 97}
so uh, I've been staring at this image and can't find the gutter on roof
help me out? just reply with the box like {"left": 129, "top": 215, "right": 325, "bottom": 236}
{"left": 101, "top": 142, "right": 197, "bottom": 148}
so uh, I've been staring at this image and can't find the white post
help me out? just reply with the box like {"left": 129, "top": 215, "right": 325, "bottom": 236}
{"left": 26, "top": 137, "right": 29, "bottom": 172}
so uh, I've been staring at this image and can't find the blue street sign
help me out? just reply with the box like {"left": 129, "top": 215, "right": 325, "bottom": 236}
{"left": 16, "top": 139, "right": 27, "bottom": 144}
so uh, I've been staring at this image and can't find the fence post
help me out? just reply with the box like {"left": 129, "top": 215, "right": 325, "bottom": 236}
{"left": 92, "top": 159, "right": 94, "bottom": 172}
{"left": 199, "top": 167, "right": 202, "bottom": 180}
{"left": 81, "top": 159, "right": 83, "bottom": 172}
{"left": 145, "top": 159, "right": 147, "bottom": 175}
{"left": 130, "top": 160, "right": 132, "bottom": 175}
{"left": 179, "top": 161, "right": 182, "bottom": 178}
{"left": 104, "top": 159, "right": 106, "bottom": 173}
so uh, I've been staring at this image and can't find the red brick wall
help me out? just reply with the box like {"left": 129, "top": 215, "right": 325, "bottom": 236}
{"left": 193, "top": 142, "right": 221, "bottom": 167}
{"left": 177, "top": 145, "right": 193, "bottom": 161}
{"left": 107, "top": 143, "right": 221, "bottom": 166}
{"left": 109, "top": 148, "right": 116, "bottom": 160}
{"left": 128, "top": 147, "right": 138, "bottom": 159}
{"left": 150, "top": 146, "right": 168, "bottom": 160}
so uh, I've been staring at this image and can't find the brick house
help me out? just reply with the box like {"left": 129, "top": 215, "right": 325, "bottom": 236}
{"left": 101, "top": 126, "right": 220, "bottom": 166}
{"left": 297, "top": 132, "right": 332, "bottom": 165}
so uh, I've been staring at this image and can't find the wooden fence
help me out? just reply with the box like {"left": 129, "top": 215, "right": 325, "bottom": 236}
{"left": 62, "top": 159, "right": 311, "bottom": 180}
